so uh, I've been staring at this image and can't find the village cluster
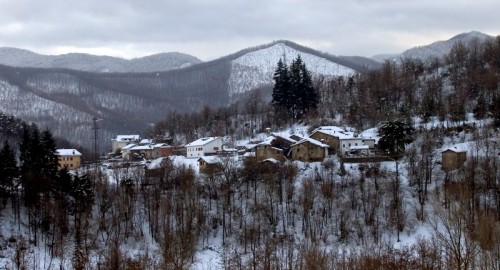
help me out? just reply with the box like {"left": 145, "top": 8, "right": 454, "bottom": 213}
{"left": 54, "top": 125, "right": 468, "bottom": 173}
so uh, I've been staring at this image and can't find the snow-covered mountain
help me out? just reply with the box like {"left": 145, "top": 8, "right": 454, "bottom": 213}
{"left": 228, "top": 43, "right": 356, "bottom": 97}
{"left": 372, "top": 31, "right": 495, "bottom": 62}
{"left": 401, "top": 31, "right": 494, "bottom": 60}
{"left": 0, "top": 47, "right": 202, "bottom": 73}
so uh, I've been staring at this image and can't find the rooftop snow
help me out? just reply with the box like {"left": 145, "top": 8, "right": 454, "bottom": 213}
{"left": 56, "top": 149, "right": 82, "bottom": 156}
{"left": 292, "top": 137, "right": 329, "bottom": 148}
{"left": 115, "top": 135, "right": 140, "bottom": 142}
{"left": 185, "top": 137, "right": 220, "bottom": 147}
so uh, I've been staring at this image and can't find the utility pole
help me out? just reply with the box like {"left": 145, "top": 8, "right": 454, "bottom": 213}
{"left": 91, "top": 116, "right": 101, "bottom": 163}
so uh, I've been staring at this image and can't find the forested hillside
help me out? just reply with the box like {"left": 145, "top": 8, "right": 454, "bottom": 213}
{"left": 0, "top": 36, "right": 499, "bottom": 269}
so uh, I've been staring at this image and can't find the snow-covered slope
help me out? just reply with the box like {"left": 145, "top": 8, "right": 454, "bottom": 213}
{"left": 228, "top": 43, "right": 356, "bottom": 97}
{"left": 401, "top": 31, "right": 494, "bottom": 60}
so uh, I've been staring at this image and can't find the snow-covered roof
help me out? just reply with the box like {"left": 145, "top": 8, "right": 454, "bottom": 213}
{"left": 147, "top": 157, "right": 166, "bottom": 170}
{"left": 359, "top": 128, "right": 380, "bottom": 142}
{"left": 292, "top": 137, "right": 329, "bottom": 148}
{"left": 442, "top": 145, "right": 468, "bottom": 153}
{"left": 154, "top": 143, "right": 170, "bottom": 148}
{"left": 115, "top": 135, "right": 140, "bottom": 142}
{"left": 311, "top": 126, "right": 356, "bottom": 139}
{"left": 186, "top": 137, "right": 220, "bottom": 147}
{"left": 261, "top": 158, "right": 279, "bottom": 164}
{"left": 257, "top": 136, "right": 277, "bottom": 146}
{"left": 244, "top": 143, "right": 258, "bottom": 150}
{"left": 121, "top": 143, "right": 136, "bottom": 150}
{"left": 243, "top": 152, "right": 256, "bottom": 157}
{"left": 271, "top": 132, "right": 299, "bottom": 143}
{"left": 198, "top": 156, "right": 220, "bottom": 164}
{"left": 130, "top": 145, "right": 154, "bottom": 151}
{"left": 56, "top": 149, "right": 82, "bottom": 156}
{"left": 139, "top": 139, "right": 152, "bottom": 145}
{"left": 257, "top": 133, "right": 300, "bottom": 147}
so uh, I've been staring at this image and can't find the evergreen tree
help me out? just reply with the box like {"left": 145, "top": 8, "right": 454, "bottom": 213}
{"left": 18, "top": 124, "right": 60, "bottom": 205}
{"left": 271, "top": 55, "right": 319, "bottom": 120}
{"left": 473, "top": 94, "right": 488, "bottom": 119}
{"left": 378, "top": 120, "right": 415, "bottom": 158}
{"left": 0, "top": 140, "right": 17, "bottom": 206}
{"left": 40, "top": 129, "right": 58, "bottom": 192}
{"left": 298, "top": 57, "right": 318, "bottom": 117}
{"left": 490, "top": 95, "right": 500, "bottom": 127}
{"left": 289, "top": 56, "right": 302, "bottom": 118}
{"left": 70, "top": 174, "right": 94, "bottom": 214}
{"left": 272, "top": 58, "right": 290, "bottom": 110}
{"left": 19, "top": 124, "right": 39, "bottom": 206}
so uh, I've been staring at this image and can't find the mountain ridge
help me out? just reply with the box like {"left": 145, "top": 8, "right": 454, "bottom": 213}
{"left": 0, "top": 47, "right": 203, "bottom": 73}
{"left": 372, "top": 31, "right": 495, "bottom": 61}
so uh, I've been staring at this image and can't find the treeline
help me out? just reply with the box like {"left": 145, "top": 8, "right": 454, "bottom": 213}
{"left": 0, "top": 111, "right": 25, "bottom": 143}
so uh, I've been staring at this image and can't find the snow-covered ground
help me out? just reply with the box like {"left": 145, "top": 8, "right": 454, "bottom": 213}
{"left": 1, "top": 118, "right": 498, "bottom": 269}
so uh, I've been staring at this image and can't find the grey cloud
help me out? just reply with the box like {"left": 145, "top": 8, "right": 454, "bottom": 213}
{"left": 0, "top": 0, "right": 498, "bottom": 60}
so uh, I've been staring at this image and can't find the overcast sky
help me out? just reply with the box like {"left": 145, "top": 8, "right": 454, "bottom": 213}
{"left": 1, "top": 0, "right": 499, "bottom": 61}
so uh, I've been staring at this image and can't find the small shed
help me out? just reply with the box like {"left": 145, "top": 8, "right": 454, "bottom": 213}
{"left": 198, "top": 156, "right": 223, "bottom": 174}
{"left": 442, "top": 147, "right": 467, "bottom": 172}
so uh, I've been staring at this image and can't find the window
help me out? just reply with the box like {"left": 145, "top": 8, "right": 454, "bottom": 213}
{"left": 355, "top": 143, "right": 358, "bottom": 146}
{"left": 348, "top": 143, "right": 351, "bottom": 147}
{"left": 214, "top": 147, "right": 219, "bottom": 151}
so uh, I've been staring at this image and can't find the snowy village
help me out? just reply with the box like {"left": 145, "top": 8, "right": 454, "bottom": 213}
{"left": 0, "top": 31, "right": 499, "bottom": 270}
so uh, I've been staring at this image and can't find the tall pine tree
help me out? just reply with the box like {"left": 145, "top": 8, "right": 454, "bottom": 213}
{"left": 271, "top": 55, "right": 319, "bottom": 120}
{"left": 272, "top": 58, "right": 290, "bottom": 111}
{"left": 0, "top": 140, "right": 17, "bottom": 206}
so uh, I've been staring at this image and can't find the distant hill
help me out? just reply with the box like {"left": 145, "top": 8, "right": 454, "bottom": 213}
{"left": 372, "top": 31, "right": 495, "bottom": 62}
{"left": 0, "top": 47, "right": 202, "bottom": 73}
{"left": 402, "top": 31, "right": 494, "bottom": 60}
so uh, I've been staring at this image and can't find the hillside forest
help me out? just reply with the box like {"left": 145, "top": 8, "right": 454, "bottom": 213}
{"left": 0, "top": 36, "right": 499, "bottom": 269}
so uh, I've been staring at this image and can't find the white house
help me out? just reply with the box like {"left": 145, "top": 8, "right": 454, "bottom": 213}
{"left": 185, "top": 137, "right": 223, "bottom": 158}
{"left": 111, "top": 135, "right": 140, "bottom": 153}
{"left": 339, "top": 137, "right": 365, "bottom": 155}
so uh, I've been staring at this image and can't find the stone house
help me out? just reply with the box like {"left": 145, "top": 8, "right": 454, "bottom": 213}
{"left": 290, "top": 138, "right": 329, "bottom": 162}
{"left": 198, "top": 156, "right": 223, "bottom": 174}
{"left": 442, "top": 147, "right": 467, "bottom": 172}
{"left": 254, "top": 134, "right": 298, "bottom": 162}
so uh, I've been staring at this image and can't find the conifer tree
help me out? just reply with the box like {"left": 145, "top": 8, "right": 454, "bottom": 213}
{"left": 40, "top": 129, "right": 58, "bottom": 192}
{"left": 0, "top": 140, "right": 17, "bottom": 205}
{"left": 272, "top": 58, "right": 290, "bottom": 111}
{"left": 272, "top": 55, "right": 318, "bottom": 120}
{"left": 378, "top": 120, "right": 415, "bottom": 158}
